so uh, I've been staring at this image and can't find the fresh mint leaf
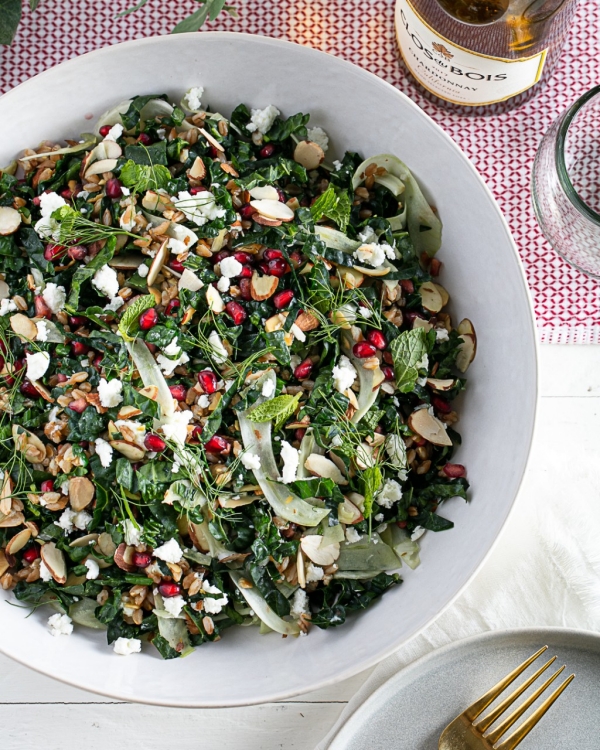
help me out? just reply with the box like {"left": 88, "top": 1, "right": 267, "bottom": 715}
{"left": 120, "top": 159, "right": 171, "bottom": 193}
{"left": 310, "top": 187, "right": 352, "bottom": 233}
{"left": 248, "top": 393, "right": 300, "bottom": 430}
{"left": 310, "top": 188, "right": 337, "bottom": 222}
{"left": 389, "top": 327, "right": 428, "bottom": 393}
{"left": 118, "top": 294, "right": 155, "bottom": 342}
{"left": 0, "top": 0, "right": 22, "bottom": 45}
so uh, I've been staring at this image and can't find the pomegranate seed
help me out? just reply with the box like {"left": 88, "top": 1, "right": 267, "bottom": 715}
{"left": 239, "top": 278, "right": 252, "bottom": 300}
{"left": 32, "top": 196, "right": 42, "bottom": 207}
{"left": 133, "top": 551, "right": 153, "bottom": 568}
{"left": 352, "top": 342, "right": 377, "bottom": 358}
{"left": 41, "top": 480, "right": 55, "bottom": 492}
{"left": 20, "top": 381, "right": 41, "bottom": 398}
{"left": 382, "top": 351, "right": 393, "bottom": 365}
{"left": 93, "top": 353, "right": 104, "bottom": 369}
{"left": 56, "top": 374, "right": 68, "bottom": 383}
{"left": 198, "top": 370, "right": 218, "bottom": 394}
{"left": 382, "top": 365, "right": 395, "bottom": 381}
{"left": 233, "top": 251, "right": 252, "bottom": 264}
{"left": 294, "top": 358, "right": 313, "bottom": 380}
{"left": 273, "top": 289, "right": 295, "bottom": 309}
{"left": 145, "top": 342, "right": 157, "bottom": 354}
{"left": 397, "top": 520, "right": 408, "bottom": 529}
{"left": 295, "top": 428, "right": 307, "bottom": 441}
{"left": 267, "top": 258, "right": 290, "bottom": 277}
{"left": 239, "top": 204, "right": 255, "bottom": 219}
{"left": 190, "top": 425, "right": 203, "bottom": 441}
{"left": 277, "top": 189, "right": 286, "bottom": 203}
{"left": 34, "top": 296, "right": 52, "bottom": 319}
{"left": 60, "top": 187, "right": 74, "bottom": 200}
{"left": 432, "top": 396, "right": 452, "bottom": 414}
{"left": 208, "top": 145, "right": 219, "bottom": 158}
{"left": 165, "top": 299, "right": 180, "bottom": 316}
{"left": 70, "top": 341, "right": 90, "bottom": 356}
{"left": 105, "top": 178, "right": 123, "bottom": 200}
{"left": 443, "top": 463, "right": 466, "bottom": 478}
{"left": 289, "top": 251, "right": 302, "bottom": 268}
{"left": 213, "top": 250, "right": 230, "bottom": 264}
{"left": 69, "top": 315, "right": 86, "bottom": 327}
{"left": 400, "top": 279, "right": 414, "bottom": 294}
{"left": 258, "top": 261, "right": 270, "bottom": 274}
{"left": 13, "top": 358, "right": 24, "bottom": 373}
{"left": 204, "top": 435, "right": 230, "bottom": 454}
{"left": 225, "top": 301, "right": 247, "bottom": 325}
{"left": 264, "top": 249, "right": 283, "bottom": 261}
{"left": 259, "top": 144, "right": 276, "bottom": 158}
{"left": 404, "top": 311, "right": 426, "bottom": 325}
{"left": 158, "top": 582, "right": 181, "bottom": 598}
{"left": 138, "top": 308, "right": 158, "bottom": 330}
{"left": 68, "top": 245, "right": 87, "bottom": 261}
{"left": 44, "top": 243, "right": 67, "bottom": 261}
{"left": 137, "top": 133, "right": 152, "bottom": 145}
{"left": 0, "top": 355, "right": 4, "bottom": 371}
{"left": 366, "top": 329, "right": 387, "bottom": 350}
{"left": 22, "top": 546, "right": 40, "bottom": 563}
{"left": 68, "top": 398, "right": 88, "bottom": 413}
{"left": 239, "top": 265, "right": 253, "bottom": 278}
{"left": 169, "top": 384, "right": 187, "bottom": 401}
{"left": 144, "top": 434, "right": 166, "bottom": 452}
{"left": 99, "top": 125, "right": 112, "bottom": 137}
{"left": 429, "top": 258, "right": 442, "bottom": 277}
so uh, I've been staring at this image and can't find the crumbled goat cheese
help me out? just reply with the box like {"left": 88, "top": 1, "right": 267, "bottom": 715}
{"left": 241, "top": 451, "right": 261, "bottom": 471}
{"left": 122, "top": 519, "right": 142, "bottom": 546}
{"left": 167, "top": 237, "right": 187, "bottom": 255}
{"left": 360, "top": 305, "right": 374, "bottom": 319}
{"left": 60, "top": 479, "right": 70, "bottom": 495}
{"left": 77, "top": 190, "right": 89, "bottom": 200}
{"left": 163, "top": 595, "right": 185, "bottom": 618}
{"left": 55, "top": 508, "right": 76, "bottom": 534}
{"left": 84, "top": 558, "right": 100, "bottom": 580}
{"left": 35, "top": 192, "right": 67, "bottom": 239}
{"left": 345, "top": 527, "right": 362, "bottom": 544}
{"left": 174, "top": 190, "right": 226, "bottom": 227}
{"left": 217, "top": 276, "right": 230, "bottom": 293}
{"left": 307, "top": 127, "right": 329, "bottom": 152}
{"left": 246, "top": 105, "right": 280, "bottom": 135}
{"left": 411, "top": 526, "right": 426, "bottom": 541}
{"left": 220, "top": 256, "right": 243, "bottom": 278}
{"left": 156, "top": 129, "right": 166, "bottom": 140}
{"left": 417, "top": 353, "right": 429, "bottom": 371}
{"left": 157, "top": 338, "right": 190, "bottom": 375}
{"left": 47, "top": 613, "right": 73, "bottom": 637}
{"left": 104, "top": 296, "right": 124, "bottom": 313}
{"left": 113, "top": 637, "right": 142, "bottom": 656}
{"left": 104, "top": 123, "right": 124, "bottom": 141}
{"left": 137, "top": 263, "right": 149, "bottom": 278}
{"left": 98, "top": 377, "right": 123, "bottom": 407}
{"left": 290, "top": 354, "right": 302, "bottom": 371}
{"left": 377, "top": 479, "right": 403, "bottom": 508}
{"left": 73, "top": 511, "right": 92, "bottom": 531}
{"left": 353, "top": 242, "right": 394, "bottom": 268}
{"left": 26, "top": 351, "right": 50, "bottom": 381}
{"left": 178, "top": 268, "right": 204, "bottom": 292}
{"left": 306, "top": 564, "right": 325, "bottom": 583}
{"left": 435, "top": 327, "right": 450, "bottom": 342}
{"left": 198, "top": 394, "right": 210, "bottom": 409}
{"left": 94, "top": 438, "right": 113, "bottom": 468}
{"left": 161, "top": 409, "right": 193, "bottom": 446}
{"left": 153, "top": 538, "right": 184, "bottom": 563}
{"left": 202, "top": 581, "right": 229, "bottom": 614}
{"left": 172, "top": 460, "right": 181, "bottom": 474}
{"left": 42, "top": 283, "right": 66, "bottom": 313}
{"left": 291, "top": 324, "right": 306, "bottom": 343}
{"left": 261, "top": 378, "right": 275, "bottom": 398}
{"left": 114, "top": 419, "right": 146, "bottom": 448}
{"left": 0, "top": 299, "right": 17, "bottom": 316}
{"left": 35, "top": 319, "right": 49, "bottom": 342}
{"left": 208, "top": 330, "right": 228, "bottom": 365}
{"left": 333, "top": 160, "right": 343, "bottom": 171}
{"left": 290, "top": 588, "right": 309, "bottom": 618}
{"left": 92, "top": 264, "right": 119, "bottom": 298}
{"left": 332, "top": 355, "right": 357, "bottom": 393}
{"left": 279, "top": 441, "right": 299, "bottom": 484}
{"left": 183, "top": 86, "right": 204, "bottom": 111}
{"left": 39, "top": 560, "right": 53, "bottom": 582}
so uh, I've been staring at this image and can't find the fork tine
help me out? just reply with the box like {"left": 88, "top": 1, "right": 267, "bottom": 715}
{"left": 463, "top": 646, "right": 548, "bottom": 721}
{"left": 483, "top": 666, "right": 565, "bottom": 744}
{"left": 473, "top": 656, "right": 557, "bottom": 732}
{"left": 493, "top": 673, "right": 575, "bottom": 750}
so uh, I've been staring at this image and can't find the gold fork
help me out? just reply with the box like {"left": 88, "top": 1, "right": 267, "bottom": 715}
{"left": 439, "top": 646, "right": 575, "bottom": 750}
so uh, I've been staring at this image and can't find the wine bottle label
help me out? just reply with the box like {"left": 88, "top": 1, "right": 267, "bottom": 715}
{"left": 395, "top": 0, "right": 548, "bottom": 106}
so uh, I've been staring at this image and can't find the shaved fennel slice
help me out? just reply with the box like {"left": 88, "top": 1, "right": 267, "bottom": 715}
{"left": 230, "top": 571, "right": 300, "bottom": 636}
{"left": 19, "top": 135, "right": 97, "bottom": 162}
{"left": 341, "top": 331, "right": 383, "bottom": 424}
{"left": 337, "top": 534, "right": 401, "bottom": 573}
{"left": 297, "top": 428, "right": 323, "bottom": 479}
{"left": 315, "top": 225, "right": 361, "bottom": 254}
{"left": 69, "top": 597, "right": 107, "bottom": 630}
{"left": 125, "top": 339, "right": 174, "bottom": 420}
{"left": 94, "top": 100, "right": 132, "bottom": 135}
{"left": 239, "top": 372, "right": 329, "bottom": 526}
{"left": 189, "top": 519, "right": 235, "bottom": 561}
{"left": 154, "top": 591, "right": 194, "bottom": 656}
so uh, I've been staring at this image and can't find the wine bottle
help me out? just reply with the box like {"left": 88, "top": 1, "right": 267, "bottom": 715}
{"left": 395, "top": 0, "right": 578, "bottom": 113}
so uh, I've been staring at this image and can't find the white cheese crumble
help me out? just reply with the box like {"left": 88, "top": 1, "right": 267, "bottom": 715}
{"left": 354, "top": 241, "right": 395, "bottom": 268}
{"left": 73, "top": 511, "right": 92, "bottom": 531}
{"left": 332, "top": 355, "right": 357, "bottom": 393}
{"left": 92, "top": 264, "right": 119, "bottom": 299}
{"left": 94, "top": 437, "right": 114, "bottom": 468}
{"left": 174, "top": 190, "right": 226, "bottom": 227}
{"left": 35, "top": 192, "right": 67, "bottom": 239}
{"left": 279, "top": 440, "right": 299, "bottom": 484}
{"left": 241, "top": 451, "right": 261, "bottom": 471}
{"left": 208, "top": 330, "right": 228, "bottom": 365}
{"left": 153, "top": 538, "right": 183, "bottom": 563}
{"left": 113, "top": 637, "right": 142, "bottom": 656}
{"left": 137, "top": 263, "right": 149, "bottom": 278}
{"left": 104, "top": 296, "right": 124, "bottom": 313}
{"left": 290, "top": 588, "right": 309, "bottom": 618}
{"left": 178, "top": 268, "right": 204, "bottom": 292}
{"left": 345, "top": 527, "right": 362, "bottom": 544}
{"left": 114, "top": 419, "right": 146, "bottom": 448}
{"left": 104, "top": 123, "right": 124, "bottom": 141}
{"left": 417, "top": 353, "right": 429, "bottom": 372}
{"left": 167, "top": 237, "right": 187, "bottom": 255}
{"left": 358, "top": 226, "right": 378, "bottom": 244}
{"left": 307, "top": 127, "right": 329, "bottom": 152}
{"left": 156, "top": 338, "right": 190, "bottom": 375}
{"left": 305, "top": 564, "right": 324, "bottom": 583}
{"left": 35, "top": 319, "right": 49, "bottom": 342}
{"left": 246, "top": 105, "right": 280, "bottom": 134}
{"left": 39, "top": 560, "right": 53, "bottom": 582}
{"left": 182, "top": 86, "right": 204, "bottom": 111}
{"left": 160, "top": 409, "right": 193, "bottom": 446}
{"left": 411, "top": 526, "right": 426, "bottom": 541}
{"left": 0, "top": 299, "right": 17, "bottom": 316}
{"left": 42, "top": 283, "right": 66, "bottom": 313}
{"left": 202, "top": 581, "right": 228, "bottom": 614}
{"left": 25, "top": 351, "right": 50, "bottom": 381}
{"left": 122, "top": 519, "right": 142, "bottom": 546}
{"left": 217, "top": 276, "right": 230, "bottom": 293}
{"left": 47, "top": 613, "right": 73, "bottom": 637}
{"left": 198, "top": 394, "right": 210, "bottom": 409}
{"left": 435, "top": 327, "right": 450, "bottom": 342}
{"left": 219, "top": 256, "right": 243, "bottom": 278}
{"left": 377, "top": 479, "right": 403, "bottom": 508}
{"left": 163, "top": 594, "right": 185, "bottom": 618}
{"left": 84, "top": 558, "right": 100, "bottom": 580}
{"left": 333, "top": 160, "right": 343, "bottom": 171}
{"left": 98, "top": 377, "right": 123, "bottom": 407}
{"left": 55, "top": 508, "right": 76, "bottom": 534}
{"left": 261, "top": 378, "right": 275, "bottom": 398}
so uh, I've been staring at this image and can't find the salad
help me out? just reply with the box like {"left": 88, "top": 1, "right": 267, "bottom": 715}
{"left": 0, "top": 89, "right": 476, "bottom": 658}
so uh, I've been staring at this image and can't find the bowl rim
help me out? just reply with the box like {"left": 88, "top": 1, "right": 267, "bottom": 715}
{"left": 0, "top": 30, "right": 539, "bottom": 707}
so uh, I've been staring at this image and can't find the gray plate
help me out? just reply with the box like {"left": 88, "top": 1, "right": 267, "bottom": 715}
{"left": 330, "top": 628, "right": 600, "bottom": 749}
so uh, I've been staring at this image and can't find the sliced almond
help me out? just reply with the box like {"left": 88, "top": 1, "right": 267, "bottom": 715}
{"left": 419, "top": 281, "right": 444, "bottom": 313}
{"left": 0, "top": 206, "right": 22, "bottom": 235}
{"left": 250, "top": 199, "right": 295, "bottom": 222}
{"left": 114, "top": 543, "right": 137, "bottom": 572}
{"left": 84, "top": 158, "right": 118, "bottom": 179}
{"left": 352, "top": 264, "right": 392, "bottom": 278}
{"left": 426, "top": 378, "right": 455, "bottom": 391}
{"left": 94, "top": 140, "right": 122, "bottom": 161}
{"left": 250, "top": 271, "right": 279, "bottom": 301}
{"left": 142, "top": 191, "right": 172, "bottom": 213}
{"left": 97, "top": 532, "right": 117, "bottom": 557}
{"left": 117, "top": 405, "right": 142, "bottom": 420}
{"left": 432, "top": 282, "right": 449, "bottom": 307}
{"left": 249, "top": 185, "right": 279, "bottom": 201}
{"left": 0, "top": 511, "right": 25, "bottom": 527}
{"left": 252, "top": 214, "right": 282, "bottom": 227}
{"left": 0, "top": 280, "right": 9, "bottom": 300}
{"left": 304, "top": 454, "right": 348, "bottom": 485}
{"left": 146, "top": 239, "right": 169, "bottom": 287}
{"left": 40, "top": 541, "right": 67, "bottom": 584}
{"left": 294, "top": 140, "right": 325, "bottom": 171}
{"left": 188, "top": 156, "right": 206, "bottom": 180}
{"left": 5, "top": 528, "right": 32, "bottom": 556}
{"left": 413, "top": 317, "right": 433, "bottom": 333}
{"left": 69, "top": 476, "right": 95, "bottom": 511}
{"left": 337, "top": 266, "right": 364, "bottom": 289}
{"left": 206, "top": 284, "right": 225, "bottom": 313}
{"left": 338, "top": 497, "right": 363, "bottom": 525}
{"left": 199, "top": 127, "right": 225, "bottom": 152}
{"left": 294, "top": 310, "right": 320, "bottom": 332}
{"left": 0, "top": 550, "right": 9, "bottom": 578}
{"left": 300, "top": 535, "right": 340, "bottom": 566}
{"left": 43, "top": 492, "right": 68, "bottom": 512}
{"left": 12, "top": 425, "right": 46, "bottom": 464}
{"left": 110, "top": 440, "right": 146, "bottom": 461}
{"left": 10, "top": 313, "right": 38, "bottom": 341}
{"left": 107, "top": 420, "right": 119, "bottom": 440}
{"left": 31, "top": 380, "right": 55, "bottom": 402}
{"left": 355, "top": 443, "right": 375, "bottom": 470}
{"left": 69, "top": 533, "right": 99, "bottom": 548}
{"left": 457, "top": 318, "right": 476, "bottom": 337}
{"left": 138, "top": 385, "right": 159, "bottom": 401}
{"left": 264, "top": 313, "right": 286, "bottom": 333}
{"left": 297, "top": 547, "right": 306, "bottom": 589}
{"left": 408, "top": 408, "right": 452, "bottom": 446}
{"left": 456, "top": 334, "right": 476, "bottom": 373}
{"left": 371, "top": 367, "right": 386, "bottom": 389}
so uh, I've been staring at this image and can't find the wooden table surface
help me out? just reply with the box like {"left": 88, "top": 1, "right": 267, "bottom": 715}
{"left": 1, "top": 344, "right": 599, "bottom": 750}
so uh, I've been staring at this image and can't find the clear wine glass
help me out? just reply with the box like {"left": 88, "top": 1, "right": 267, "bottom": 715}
{"left": 532, "top": 85, "right": 600, "bottom": 277}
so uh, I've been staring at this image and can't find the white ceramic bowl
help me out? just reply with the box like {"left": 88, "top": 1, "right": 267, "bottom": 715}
{"left": 0, "top": 32, "right": 537, "bottom": 706}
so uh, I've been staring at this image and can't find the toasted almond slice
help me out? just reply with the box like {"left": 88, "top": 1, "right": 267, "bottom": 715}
{"left": 31, "top": 380, "right": 55, "bottom": 402}
{"left": 110, "top": 440, "right": 146, "bottom": 461}
{"left": 117, "top": 405, "right": 143, "bottom": 420}
{"left": 10, "top": 313, "right": 38, "bottom": 341}
{"left": 252, "top": 213, "right": 282, "bottom": 227}
{"left": 0, "top": 550, "right": 9, "bottom": 577}
{"left": 0, "top": 206, "right": 22, "bottom": 235}
{"left": 188, "top": 156, "right": 206, "bottom": 180}
{"left": 338, "top": 497, "right": 363, "bottom": 525}
{"left": 107, "top": 420, "right": 118, "bottom": 440}
{"left": 408, "top": 408, "right": 452, "bottom": 446}
{"left": 294, "top": 310, "right": 320, "bottom": 332}
{"left": 426, "top": 378, "right": 455, "bottom": 391}
{"left": 146, "top": 239, "right": 169, "bottom": 287}
{"left": 142, "top": 190, "right": 172, "bottom": 212}
{"left": 456, "top": 334, "right": 476, "bottom": 373}
{"left": 457, "top": 318, "right": 476, "bottom": 337}
{"left": 5, "top": 528, "right": 32, "bottom": 555}
{"left": 84, "top": 158, "right": 118, "bottom": 179}
{"left": 352, "top": 264, "right": 391, "bottom": 278}
{"left": 250, "top": 271, "right": 279, "bottom": 301}
{"left": 181, "top": 306, "right": 196, "bottom": 325}
{"left": 419, "top": 281, "right": 444, "bottom": 313}
{"left": 355, "top": 443, "right": 375, "bottom": 470}
{"left": 69, "top": 476, "right": 95, "bottom": 511}
{"left": 297, "top": 547, "right": 306, "bottom": 589}
{"left": 250, "top": 199, "right": 295, "bottom": 222}
{"left": 96, "top": 532, "right": 117, "bottom": 557}
{"left": 264, "top": 313, "right": 286, "bottom": 333}
{"left": 93, "top": 140, "right": 122, "bottom": 161}
{"left": 0, "top": 280, "right": 9, "bottom": 300}
{"left": 114, "top": 543, "right": 137, "bottom": 572}
{"left": 300, "top": 535, "right": 340, "bottom": 566}
{"left": 432, "top": 282, "right": 449, "bottom": 307}
{"left": 337, "top": 265, "right": 364, "bottom": 289}
{"left": 40, "top": 541, "right": 67, "bottom": 584}
{"left": 304, "top": 454, "right": 348, "bottom": 485}
{"left": 69, "top": 533, "right": 99, "bottom": 548}
{"left": 413, "top": 317, "right": 433, "bottom": 333}
{"left": 206, "top": 284, "right": 225, "bottom": 313}
{"left": 0, "top": 511, "right": 25, "bottom": 528}
{"left": 249, "top": 185, "right": 279, "bottom": 201}
{"left": 138, "top": 385, "right": 159, "bottom": 401}
{"left": 294, "top": 140, "right": 325, "bottom": 171}
{"left": 371, "top": 367, "right": 386, "bottom": 389}
{"left": 199, "top": 127, "right": 225, "bottom": 152}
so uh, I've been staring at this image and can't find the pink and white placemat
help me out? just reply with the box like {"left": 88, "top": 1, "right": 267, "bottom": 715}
{"left": 1, "top": 0, "right": 599, "bottom": 342}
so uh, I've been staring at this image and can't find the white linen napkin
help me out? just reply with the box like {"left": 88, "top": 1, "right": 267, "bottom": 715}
{"left": 316, "top": 417, "right": 600, "bottom": 748}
